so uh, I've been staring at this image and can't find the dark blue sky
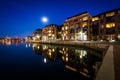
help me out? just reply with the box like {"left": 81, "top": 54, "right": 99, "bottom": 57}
{"left": 0, "top": 0, "right": 120, "bottom": 38}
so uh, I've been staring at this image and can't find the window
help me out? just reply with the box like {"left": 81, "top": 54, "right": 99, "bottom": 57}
{"left": 70, "top": 29, "right": 74, "bottom": 33}
{"left": 106, "top": 12, "right": 115, "bottom": 17}
{"left": 65, "top": 26, "right": 68, "bottom": 30}
{"left": 118, "top": 22, "right": 120, "bottom": 32}
{"left": 62, "top": 27, "right": 64, "bottom": 30}
{"left": 74, "top": 19, "right": 78, "bottom": 22}
{"left": 118, "top": 10, "right": 120, "bottom": 14}
{"left": 70, "top": 26, "right": 74, "bottom": 29}
{"left": 100, "top": 15, "right": 104, "bottom": 18}
{"left": 106, "top": 16, "right": 114, "bottom": 22}
{"left": 83, "top": 16, "right": 88, "bottom": 21}
{"left": 93, "top": 21, "right": 98, "bottom": 25}
{"left": 82, "top": 22, "right": 87, "bottom": 27}
{"left": 76, "top": 27, "right": 80, "bottom": 33}
{"left": 118, "top": 15, "right": 120, "bottom": 20}
{"left": 83, "top": 27, "right": 87, "bottom": 33}
{"left": 100, "top": 19, "right": 104, "bottom": 24}
{"left": 106, "top": 28, "right": 115, "bottom": 34}
{"left": 76, "top": 24, "right": 79, "bottom": 28}
{"left": 106, "top": 23, "right": 115, "bottom": 28}
{"left": 70, "top": 36, "right": 74, "bottom": 40}
{"left": 92, "top": 17, "right": 99, "bottom": 21}
{"left": 100, "top": 29, "right": 104, "bottom": 34}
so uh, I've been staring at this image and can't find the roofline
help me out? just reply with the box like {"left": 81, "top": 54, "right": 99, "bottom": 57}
{"left": 94, "top": 8, "right": 120, "bottom": 16}
{"left": 67, "top": 11, "right": 89, "bottom": 20}
{"left": 44, "top": 24, "right": 60, "bottom": 28}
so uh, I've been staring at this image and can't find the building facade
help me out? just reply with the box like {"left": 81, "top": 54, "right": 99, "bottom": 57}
{"left": 42, "top": 24, "right": 58, "bottom": 41}
{"left": 61, "top": 12, "right": 92, "bottom": 41}
{"left": 91, "top": 8, "right": 120, "bottom": 41}
{"left": 33, "top": 29, "right": 42, "bottom": 41}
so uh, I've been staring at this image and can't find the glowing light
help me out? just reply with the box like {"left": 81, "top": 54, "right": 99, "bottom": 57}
{"left": 37, "top": 46, "right": 40, "bottom": 49}
{"left": 42, "top": 17, "right": 48, "bottom": 23}
{"left": 44, "top": 58, "right": 47, "bottom": 63}
{"left": 26, "top": 44, "right": 28, "bottom": 48}
{"left": 29, "top": 44, "right": 31, "bottom": 47}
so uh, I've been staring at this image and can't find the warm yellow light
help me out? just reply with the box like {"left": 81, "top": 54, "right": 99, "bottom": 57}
{"left": 36, "top": 35, "right": 40, "bottom": 38}
{"left": 62, "top": 56, "right": 64, "bottom": 60}
{"left": 106, "top": 12, "right": 115, "bottom": 17}
{"left": 106, "top": 23, "right": 115, "bottom": 28}
{"left": 52, "top": 49, "right": 55, "bottom": 52}
{"left": 62, "top": 27, "right": 64, "bottom": 30}
{"left": 48, "top": 30, "right": 51, "bottom": 33}
{"left": 37, "top": 46, "right": 40, "bottom": 49}
{"left": 65, "top": 26, "right": 68, "bottom": 30}
{"left": 48, "top": 34, "right": 51, "bottom": 36}
{"left": 66, "top": 65, "right": 77, "bottom": 72}
{"left": 48, "top": 52, "right": 51, "bottom": 56}
{"left": 83, "top": 16, "right": 88, "bottom": 21}
{"left": 66, "top": 57, "right": 68, "bottom": 62}
{"left": 82, "top": 22, "right": 87, "bottom": 27}
{"left": 92, "top": 17, "right": 99, "bottom": 21}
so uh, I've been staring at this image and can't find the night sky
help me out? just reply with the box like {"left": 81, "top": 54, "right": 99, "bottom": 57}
{"left": 0, "top": 0, "right": 120, "bottom": 38}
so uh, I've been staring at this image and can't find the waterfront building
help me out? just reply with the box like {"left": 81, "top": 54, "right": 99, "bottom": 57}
{"left": 91, "top": 8, "right": 120, "bottom": 41}
{"left": 61, "top": 12, "right": 92, "bottom": 41}
{"left": 33, "top": 29, "right": 42, "bottom": 41}
{"left": 41, "top": 24, "right": 59, "bottom": 41}
{"left": 26, "top": 36, "right": 33, "bottom": 41}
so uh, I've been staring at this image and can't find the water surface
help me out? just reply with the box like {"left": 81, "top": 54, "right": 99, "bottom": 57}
{"left": 0, "top": 41, "right": 103, "bottom": 80}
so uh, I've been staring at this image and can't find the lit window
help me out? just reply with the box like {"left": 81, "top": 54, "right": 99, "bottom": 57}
{"left": 48, "top": 30, "right": 51, "bottom": 33}
{"left": 83, "top": 17, "right": 88, "bottom": 21}
{"left": 82, "top": 22, "right": 87, "bottom": 27}
{"left": 62, "top": 27, "right": 64, "bottom": 30}
{"left": 106, "top": 23, "right": 115, "bottom": 28}
{"left": 92, "top": 17, "right": 99, "bottom": 21}
{"left": 65, "top": 26, "right": 68, "bottom": 30}
{"left": 106, "top": 12, "right": 115, "bottom": 17}
{"left": 48, "top": 34, "right": 52, "bottom": 36}
{"left": 65, "top": 31, "right": 68, "bottom": 34}
{"left": 70, "top": 26, "right": 74, "bottom": 29}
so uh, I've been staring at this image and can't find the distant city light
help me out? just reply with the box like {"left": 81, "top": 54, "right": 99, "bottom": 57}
{"left": 41, "top": 17, "right": 48, "bottom": 23}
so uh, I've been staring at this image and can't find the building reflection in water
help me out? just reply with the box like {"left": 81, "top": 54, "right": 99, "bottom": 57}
{"left": 31, "top": 43, "right": 103, "bottom": 79}
{"left": 0, "top": 39, "right": 24, "bottom": 46}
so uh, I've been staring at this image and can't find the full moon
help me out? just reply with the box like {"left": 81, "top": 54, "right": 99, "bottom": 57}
{"left": 42, "top": 17, "right": 48, "bottom": 23}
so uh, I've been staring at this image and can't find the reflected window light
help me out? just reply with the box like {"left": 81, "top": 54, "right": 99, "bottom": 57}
{"left": 48, "top": 52, "right": 51, "bottom": 56}
{"left": 38, "top": 46, "right": 40, "bottom": 49}
{"left": 26, "top": 44, "right": 28, "bottom": 48}
{"left": 62, "top": 56, "right": 65, "bottom": 61}
{"left": 66, "top": 57, "right": 68, "bottom": 62}
{"left": 29, "top": 44, "right": 31, "bottom": 47}
{"left": 83, "top": 51, "right": 87, "bottom": 57}
{"left": 52, "top": 49, "right": 55, "bottom": 52}
{"left": 80, "top": 55, "right": 83, "bottom": 59}
{"left": 32, "top": 44, "right": 36, "bottom": 48}
{"left": 44, "top": 58, "right": 47, "bottom": 63}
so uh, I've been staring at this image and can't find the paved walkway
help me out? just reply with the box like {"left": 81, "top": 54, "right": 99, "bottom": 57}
{"left": 95, "top": 45, "right": 114, "bottom": 80}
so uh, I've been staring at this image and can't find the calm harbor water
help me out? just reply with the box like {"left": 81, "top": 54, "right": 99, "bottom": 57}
{"left": 0, "top": 41, "right": 103, "bottom": 80}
